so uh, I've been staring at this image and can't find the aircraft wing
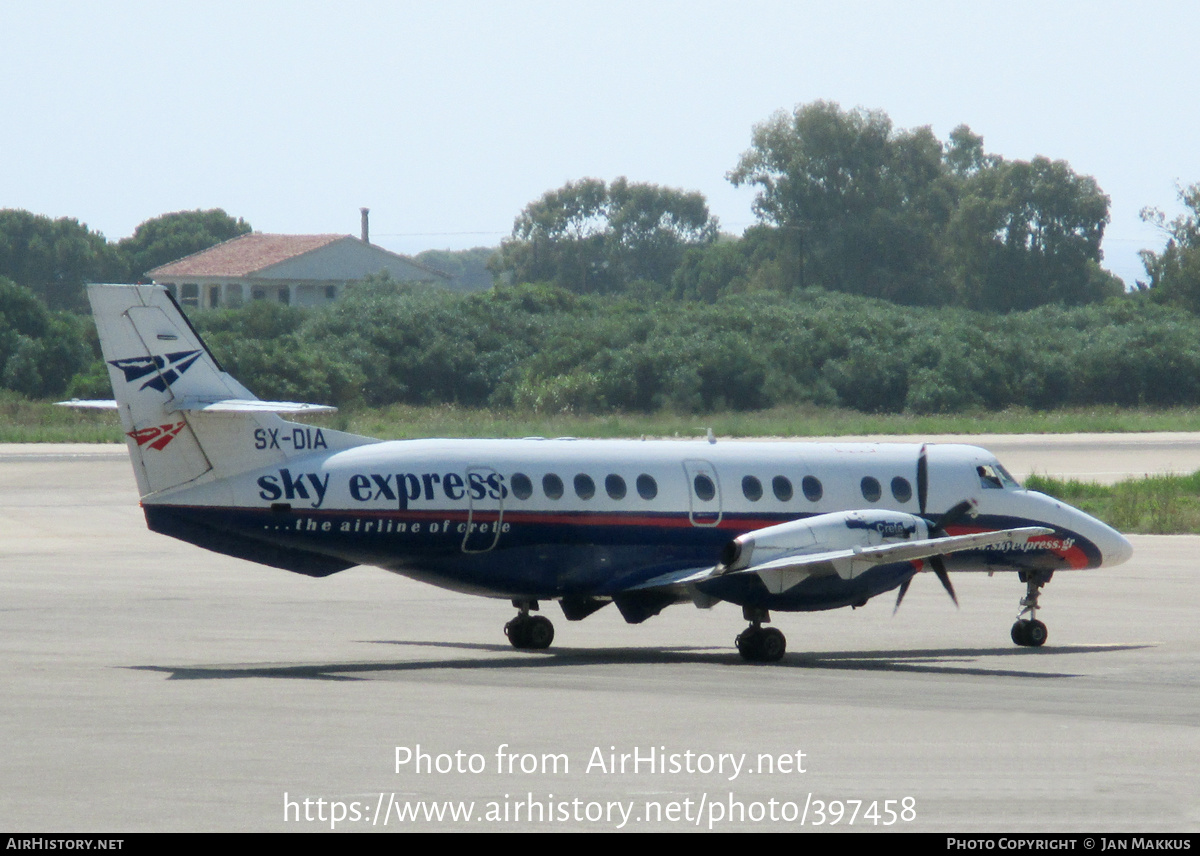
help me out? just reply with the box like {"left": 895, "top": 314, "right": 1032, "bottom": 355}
{"left": 623, "top": 525, "right": 1049, "bottom": 600}
{"left": 733, "top": 526, "right": 1052, "bottom": 594}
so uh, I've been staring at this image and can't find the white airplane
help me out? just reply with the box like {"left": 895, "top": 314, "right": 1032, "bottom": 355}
{"left": 75, "top": 283, "right": 1133, "bottom": 662}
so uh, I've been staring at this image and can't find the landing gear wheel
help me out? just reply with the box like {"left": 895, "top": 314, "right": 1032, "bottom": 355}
{"left": 1011, "top": 619, "right": 1048, "bottom": 647}
{"left": 757, "top": 627, "right": 786, "bottom": 662}
{"left": 735, "top": 627, "right": 759, "bottom": 660}
{"left": 1013, "top": 571, "right": 1053, "bottom": 647}
{"left": 504, "top": 609, "right": 555, "bottom": 650}
{"left": 525, "top": 615, "right": 554, "bottom": 649}
{"left": 735, "top": 625, "right": 786, "bottom": 662}
{"left": 505, "top": 615, "right": 530, "bottom": 648}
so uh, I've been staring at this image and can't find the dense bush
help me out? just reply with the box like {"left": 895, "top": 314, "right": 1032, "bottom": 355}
{"left": 163, "top": 284, "right": 1200, "bottom": 416}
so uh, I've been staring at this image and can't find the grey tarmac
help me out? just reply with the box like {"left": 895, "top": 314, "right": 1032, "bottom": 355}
{"left": 0, "top": 439, "right": 1196, "bottom": 831}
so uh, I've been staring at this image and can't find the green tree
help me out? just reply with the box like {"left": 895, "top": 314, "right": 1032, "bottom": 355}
{"left": 728, "top": 101, "right": 952, "bottom": 304}
{"left": 0, "top": 277, "right": 93, "bottom": 397}
{"left": 1140, "top": 183, "right": 1200, "bottom": 311}
{"left": 948, "top": 157, "right": 1114, "bottom": 311}
{"left": 118, "top": 209, "right": 251, "bottom": 280}
{"left": 492, "top": 178, "right": 718, "bottom": 293}
{"left": 0, "top": 210, "right": 129, "bottom": 310}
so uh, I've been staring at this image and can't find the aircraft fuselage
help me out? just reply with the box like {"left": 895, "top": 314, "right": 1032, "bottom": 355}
{"left": 143, "top": 437, "right": 1129, "bottom": 613}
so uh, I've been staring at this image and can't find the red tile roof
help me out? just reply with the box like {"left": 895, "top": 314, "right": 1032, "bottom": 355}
{"left": 147, "top": 233, "right": 347, "bottom": 278}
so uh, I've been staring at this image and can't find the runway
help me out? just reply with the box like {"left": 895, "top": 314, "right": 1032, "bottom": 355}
{"left": 1, "top": 440, "right": 1197, "bottom": 831}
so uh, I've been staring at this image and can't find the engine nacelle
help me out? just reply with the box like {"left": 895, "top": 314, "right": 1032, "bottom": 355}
{"left": 720, "top": 509, "right": 932, "bottom": 575}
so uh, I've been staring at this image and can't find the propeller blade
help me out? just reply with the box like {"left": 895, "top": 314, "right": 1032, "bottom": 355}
{"left": 911, "top": 446, "right": 966, "bottom": 612}
{"left": 930, "top": 555, "right": 959, "bottom": 608}
{"left": 917, "top": 444, "right": 928, "bottom": 516}
{"left": 893, "top": 577, "right": 912, "bottom": 615}
{"left": 931, "top": 499, "right": 977, "bottom": 535}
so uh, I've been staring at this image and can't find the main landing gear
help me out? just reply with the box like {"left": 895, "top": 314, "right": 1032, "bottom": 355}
{"left": 736, "top": 607, "right": 786, "bottom": 663}
{"left": 504, "top": 600, "right": 554, "bottom": 650}
{"left": 1011, "top": 570, "right": 1052, "bottom": 647}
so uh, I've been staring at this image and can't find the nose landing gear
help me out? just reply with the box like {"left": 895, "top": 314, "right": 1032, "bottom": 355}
{"left": 505, "top": 600, "right": 554, "bottom": 650}
{"left": 1011, "top": 570, "right": 1052, "bottom": 647}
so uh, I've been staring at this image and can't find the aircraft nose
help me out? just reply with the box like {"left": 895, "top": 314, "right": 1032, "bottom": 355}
{"left": 1100, "top": 527, "right": 1134, "bottom": 567}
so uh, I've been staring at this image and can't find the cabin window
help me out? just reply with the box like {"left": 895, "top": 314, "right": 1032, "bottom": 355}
{"left": 802, "top": 475, "right": 823, "bottom": 502}
{"left": 574, "top": 474, "right": 595, "bottom": 500}
{"left": 861, "top": 476, "right": 882, "bottom": 503}
{"left": 694, "top": 474, "right": 716, "bottom": 502}
{"left": 891, "top": 476, "right": 913, "bottom": 503}
{"left": 605, "top": 474, "right": 626, "bottom": 500}
{"left": 637, "top": 474, "right": 658, "bottom": 500}
{"left": 742, "top": 475, "right": 763, "bottom": 502}
{"left": 542, "top": 473, "right": 564, "bottom": 500}
{"left": 772, "top": 475, "right": 793, "bottom": 502}
{"left": 511, "top": 473, "right": 533, "bottom": 500}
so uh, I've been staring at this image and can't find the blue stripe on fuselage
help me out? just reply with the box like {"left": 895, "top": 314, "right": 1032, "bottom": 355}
{"left": 143, "top": 505, "right": 1101, "bottom": 604}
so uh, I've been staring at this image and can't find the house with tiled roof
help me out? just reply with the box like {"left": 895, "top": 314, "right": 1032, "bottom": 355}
{"left": 147, "top": 231, "right": 445, "bottom": 309}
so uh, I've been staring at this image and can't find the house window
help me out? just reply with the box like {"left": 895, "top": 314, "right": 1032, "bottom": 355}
{"left": 180, "top": 283, "right": 199, "bottom": 307}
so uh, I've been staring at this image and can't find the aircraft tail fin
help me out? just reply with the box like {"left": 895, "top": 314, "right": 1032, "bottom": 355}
{"left": 87, "top": 283, "right": 374, "bottom": 498}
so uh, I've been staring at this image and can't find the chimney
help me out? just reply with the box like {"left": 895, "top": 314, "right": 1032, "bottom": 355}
{"left": 360, "top": 207, "right": 370, "bottom": 244}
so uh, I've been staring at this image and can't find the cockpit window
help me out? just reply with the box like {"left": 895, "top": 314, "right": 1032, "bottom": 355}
{"left": 977, "top": 463, "right": 1020, "bottom": 490}
{"left": 995, "top": 464, "right": 1021, "bottom": 488}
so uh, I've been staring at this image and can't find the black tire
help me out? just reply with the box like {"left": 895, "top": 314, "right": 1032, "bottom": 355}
{"left": 735, "top": 629, "right": 760, "bottom": 662}
{"left": 1011, "top": 620, "right": 1028, "bottom": 646}
{"left": 758, "top": 627, "right": 786, "bottom": 662}
{"left": 525, "top": 615, "right": 555, "bottom": 649}
{"left": 505, "top": 616, "right": 530, "bottom": 649}
{"left": 1026, "top": 620, "right": 1048, "bottom": 647}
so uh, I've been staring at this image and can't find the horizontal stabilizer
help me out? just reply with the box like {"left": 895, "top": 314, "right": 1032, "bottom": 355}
{"left": 57, "top": 397, "right": 335, "bottom": 414}
{"left": 57, "top": 399, "right": 118, "bottom": 410}
{"left": 174, "top": 397, "right": 337, "bottom": 414}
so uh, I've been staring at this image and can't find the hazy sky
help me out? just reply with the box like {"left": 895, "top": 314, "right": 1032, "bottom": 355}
{"left": 3, "top": 1, "right": 1198, "bottom": 286}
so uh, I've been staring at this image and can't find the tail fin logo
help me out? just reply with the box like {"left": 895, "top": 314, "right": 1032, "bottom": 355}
{"left": 109, "top": 350, "right": 202, "bottom": 392}
{"left": 127, "top": 421, "right": 186, "bottom": 451}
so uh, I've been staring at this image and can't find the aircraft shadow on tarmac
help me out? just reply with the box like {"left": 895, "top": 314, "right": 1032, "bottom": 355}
{"left": 128, "top": 641, "right": 1150, "bottom": 682}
